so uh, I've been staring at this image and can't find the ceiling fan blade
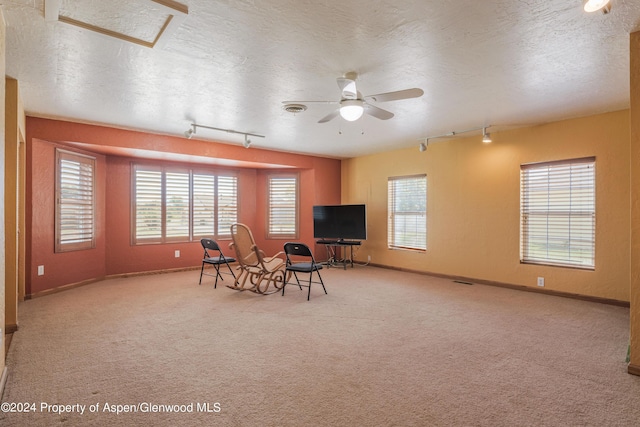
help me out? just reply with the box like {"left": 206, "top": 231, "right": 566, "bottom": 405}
{"left": 337, "top": 77, "right": 358, "bottom": 100}
{"left": 282, "top": 100, "right": 337, "bottom": 104}
{"left": 318, "top": 109, "right": 340, "bottom": 123}
{"left": 365, "top": 88, "right": 424, "bottom": 103}
{"left": 364, "top": 104, "right": 394, "bottom": 120}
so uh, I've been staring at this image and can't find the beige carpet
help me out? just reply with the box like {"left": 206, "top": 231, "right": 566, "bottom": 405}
{"left": 1, "top": 265, "right": 639, "bottom": 426}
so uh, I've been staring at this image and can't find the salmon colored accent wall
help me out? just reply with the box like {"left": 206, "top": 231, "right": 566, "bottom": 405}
{"left": 342, "top": 110, "right": 631, "bottom": 302}
{"left": 26, "top": 118, "right": 341, "bottom": 294}
{"left": 103, "top": 157, "right": 264, "bottom": 275}
{"left": 29, "top": 139, "right": 107, "bottom": 294}
{"left": 26, "top": 117, "right": 330, "bottom": 169}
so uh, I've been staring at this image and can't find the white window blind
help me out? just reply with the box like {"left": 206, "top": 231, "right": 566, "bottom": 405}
{"left": 388, "top": 175, "right": 427, "bottom": 251}
{"left": 55, "top": 149, "right": 96, "bottom": 252}
{"left": 268, "top": 176, "right": 298, "bottom": 238}
{"left": 165, "top": 172, "right": 190, "bottom": 239}
{"left": 193, "top": 174, "right": 216, "bottom": 237}
{"left": 520, "top": 157, "right": 595, "bottom": 269}
{"left": 134, "top": 168, "right": 163, "bottom": 241}
{"left": 217, "top": 175, "right": 238, "bottom": 237}
{"left": 133, "top": 166, "right": 238, "bottom": 244}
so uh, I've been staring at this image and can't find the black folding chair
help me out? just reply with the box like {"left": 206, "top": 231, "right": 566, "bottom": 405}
{"left": 282, "top": 242, "right": 327, "bottom": 301}
{"left": 199, "top": 238, "right": 236, "bottom": 288}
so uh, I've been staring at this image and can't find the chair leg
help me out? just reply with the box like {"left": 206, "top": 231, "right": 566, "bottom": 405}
{"left": 225, "top": 261, "right": 236, "bottom": 279}
{"left": 213, "top": 263, "right": 223, "bottom": 288}
{"left": 317, "top": 270, "right": 327, "bottom": 295}
{"left": 282, "top": 270, "right": 289, "bottom": 296}
{"left": 307, "top": 273, "right": 312, "bottom": 301}
{"left": 199, "top": 262, "right": 205, "bottom": 285}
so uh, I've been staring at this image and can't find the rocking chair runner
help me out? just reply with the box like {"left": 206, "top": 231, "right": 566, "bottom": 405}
{"left": 228, "top": 223, "right": 286, "bottom": 294}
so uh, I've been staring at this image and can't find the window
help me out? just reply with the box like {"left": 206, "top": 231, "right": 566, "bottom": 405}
{"left": 134, "top": 168, "right": 163, "bottom": 241}
{"left": 133, "top": 165, "right": 237, "bottom": 244}
{"left": 192, "top": 173, "right": 216, "bottom": 237}
{"left": 55, "top": 149, "right": 96, "bottom": 252}
{"left": 388, "top": 175, "right": 427, "bottom": 251}
{"left": 165, "top": 171, "right": 190, "bottom": 239}
{"left": 520, "top": 157, "right": 595, "bottom": 269}
{"left": 217, "top": 176, "right": 238, "bottom": 237}
{"left": 267, "top": 175, "right": 298, "bottom": 238}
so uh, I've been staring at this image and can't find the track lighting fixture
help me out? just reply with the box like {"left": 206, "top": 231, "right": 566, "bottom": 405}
{"left": 583, "top": 0, "right": 611, "bottom": 14}
{"left": 482, "top": 127, "right": 492, "bottom": 143}
{"left": 183, "top": 123, "right": 265, "bottom": 148}
{"left": 418, "top": 125, "right": 493, "bottom": 146}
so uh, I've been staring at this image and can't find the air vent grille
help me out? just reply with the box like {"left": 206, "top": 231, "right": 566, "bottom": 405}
{"left": 283, "top": 104, "right": 307, "bottom": 114}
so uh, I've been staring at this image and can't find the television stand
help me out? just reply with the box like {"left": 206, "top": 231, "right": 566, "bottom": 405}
{"left": 316, "top": 240, "right": 361, "bottom": 269}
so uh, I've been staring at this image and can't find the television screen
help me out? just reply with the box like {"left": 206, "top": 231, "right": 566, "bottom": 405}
{"left": 313, "top": 204, "right": 367, "bottom": 240}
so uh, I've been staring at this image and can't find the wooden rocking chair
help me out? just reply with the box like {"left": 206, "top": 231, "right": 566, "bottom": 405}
{"left": 228, "top": 223, "right": 286, "bottom": 294}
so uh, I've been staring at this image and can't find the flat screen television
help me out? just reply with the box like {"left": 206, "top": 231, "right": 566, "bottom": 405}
{"left": 313, "top": 204, "right": 367, "bottom": 241}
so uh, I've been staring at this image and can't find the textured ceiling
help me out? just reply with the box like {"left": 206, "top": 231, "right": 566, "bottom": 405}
{"left": 3, "top": 0, "right": 640, "bottom": 158}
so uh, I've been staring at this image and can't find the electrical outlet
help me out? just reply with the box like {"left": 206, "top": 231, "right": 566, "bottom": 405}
{"left": 368, "top": 255, "right": 371, "bottom": 262}
{"left": 537, "top": 277, "right": 545, "bottom": 287}
{"left": 175, "top": 250, "right": 180, "bottom": 258}
{"left": 38, "top": 265, "right": 45, "bottom": 276}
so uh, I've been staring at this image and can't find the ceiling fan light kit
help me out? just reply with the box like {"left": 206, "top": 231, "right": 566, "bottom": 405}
{"left": 339, "top": 100, "right": 365, "bottom": 121}
{"left": 583, "top": 0, "right": 611, "bottom": 13}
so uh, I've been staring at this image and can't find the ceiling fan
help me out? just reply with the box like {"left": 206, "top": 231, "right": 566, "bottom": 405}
{"left": 283, "top": 72, "right": 424, "bottom": 123}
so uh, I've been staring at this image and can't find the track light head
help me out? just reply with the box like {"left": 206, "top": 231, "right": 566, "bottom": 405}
{"left": 419, "top": 142, "right": 427, "bottom": 152}
{"left": 243, "top": 134, "right": 251, "bottom": 148}
{"left": 482, "top": 127, "right": 492, "bottom": 143}
{"left": 184, "top": 126, "right": 194, "bottom": 139}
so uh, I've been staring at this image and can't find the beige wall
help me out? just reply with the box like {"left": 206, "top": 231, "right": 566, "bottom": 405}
{"left": 342, "top": 110, "right": 630, "bottom": 302}
{"left": 0, "top": 8, "right": 7, "bottom": 373}
{"left": 629, "top": 31, "right": 640, "bottom": 374}
{"left": 5, "top": 78, "right": 24, "bottom": 333}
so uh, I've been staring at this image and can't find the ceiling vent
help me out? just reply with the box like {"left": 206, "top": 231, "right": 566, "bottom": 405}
{"left": 283, "top": 104, "right": 307, "bottom": 114}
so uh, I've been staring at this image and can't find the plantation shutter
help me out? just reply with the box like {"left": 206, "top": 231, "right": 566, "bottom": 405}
{"left": 268, "top": 176, "right": 298, "bottom": 238}
{"left": 134, "top": 167, "right": 163, "bottom": 242}
{"left": 388, "top": 174, "right": 427, "bottom": 251}
{"left": 192, "top": 173, "right": 215, "bottom": 237}
{"left": 55, "top": 149, "right": 96, "bottom": 252}
{"left": 217, "top": 175, "right": 238, "bottom": 237}
{"left": 165, "top": 171, "right": 190, "bottom": 239}
{"left": 133, "top": 166, "right": 238, "bottom": 243}
{"left": 520, "top": 157, "right": 595, "bottom": 269}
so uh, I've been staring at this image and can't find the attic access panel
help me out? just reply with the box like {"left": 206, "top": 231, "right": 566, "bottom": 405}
{"left": 45, "top": 0, "right": 188, "bottom": 48}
